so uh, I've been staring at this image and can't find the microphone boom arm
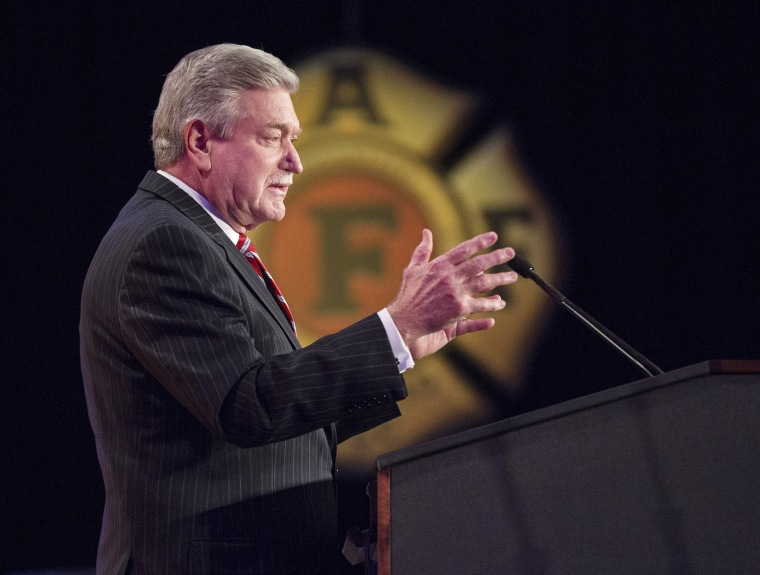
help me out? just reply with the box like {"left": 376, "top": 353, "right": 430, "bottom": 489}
{"left": 509, "top": 254, "right": 664, "bottom": 378}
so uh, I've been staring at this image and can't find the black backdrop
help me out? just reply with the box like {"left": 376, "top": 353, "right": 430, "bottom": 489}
{"left": 4, "top": 1, "right": 759, "bottom": 572}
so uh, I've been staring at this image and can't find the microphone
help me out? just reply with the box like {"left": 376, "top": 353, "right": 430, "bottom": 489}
{"left": 509, "top": 253, "right": 664, "bottom": 378}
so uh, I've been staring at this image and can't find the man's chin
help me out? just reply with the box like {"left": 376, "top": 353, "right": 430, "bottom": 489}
{"left": 268, "top": 205, "right": 286, "bottom": 222}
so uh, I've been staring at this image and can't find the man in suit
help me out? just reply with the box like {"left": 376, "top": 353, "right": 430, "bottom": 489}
{"left": 80, "top": 43, "right": 517, "bottom": 575}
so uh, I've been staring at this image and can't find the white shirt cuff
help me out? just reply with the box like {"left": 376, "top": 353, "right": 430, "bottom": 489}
{"left": 377, "top": 308, "right": 415, "bottom": 373}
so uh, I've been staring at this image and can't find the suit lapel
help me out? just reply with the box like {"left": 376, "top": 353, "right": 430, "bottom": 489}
{"left": 137, "top": 171, "right": 300, "bottom": 348}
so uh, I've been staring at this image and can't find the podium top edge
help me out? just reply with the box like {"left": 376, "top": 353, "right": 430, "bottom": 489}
{"left": 376, "top": 359, "right": 760, "bottom": 471}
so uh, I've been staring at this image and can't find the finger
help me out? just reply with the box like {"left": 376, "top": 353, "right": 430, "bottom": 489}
{"left": 455, "top": 317, "right": 496, "bottom": 337}
{"left": 465, "top": 294, "right": 507, "bottom": 315}
{"left": 440, "top": 231, "right": 499, "bottom": 266}
{"left": 470, "top": 270, "right": 519, "bottom": 294}
{"left": 461, "top": 247, "right": 516, "bottom": 276}
{"left": 407, "top": 228, "right": 433, "bottom": 268}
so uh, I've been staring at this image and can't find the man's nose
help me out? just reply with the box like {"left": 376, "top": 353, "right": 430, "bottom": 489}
{"left": 281, "top": 142, "right": 303, "bottom": 174}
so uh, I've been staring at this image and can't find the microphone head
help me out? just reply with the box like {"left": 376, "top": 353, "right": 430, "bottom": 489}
{"left": 508, "top": 253, "right": 535, "bottom": 278}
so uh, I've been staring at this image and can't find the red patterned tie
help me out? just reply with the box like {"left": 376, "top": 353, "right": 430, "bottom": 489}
{"left": 237, "top": 233, "right": 296, "bottom": 336}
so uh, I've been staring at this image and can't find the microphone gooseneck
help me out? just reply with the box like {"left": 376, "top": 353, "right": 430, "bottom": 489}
{"left": 508, "top": 253, "right": 664, "bottom": 378}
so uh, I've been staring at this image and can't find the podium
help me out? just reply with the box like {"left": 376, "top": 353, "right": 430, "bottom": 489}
{"left": 375, "top": 360, "right": 760, "bottom": 575}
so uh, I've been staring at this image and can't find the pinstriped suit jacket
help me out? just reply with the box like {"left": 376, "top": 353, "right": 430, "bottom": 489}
{"left": 80, "top": 171, "right": 407, "bottom": 575}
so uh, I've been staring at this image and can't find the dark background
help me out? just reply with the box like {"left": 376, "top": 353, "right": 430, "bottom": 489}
{"left": 4, "top": 1, "right": 759, "bottom": 572}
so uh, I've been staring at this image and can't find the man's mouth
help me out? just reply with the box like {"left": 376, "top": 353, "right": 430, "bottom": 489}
{"left": 267, "top": 179, "right": 293, "bottom": 190}
{"left": 267, "top": 184, "right": 289, "bottom": 194}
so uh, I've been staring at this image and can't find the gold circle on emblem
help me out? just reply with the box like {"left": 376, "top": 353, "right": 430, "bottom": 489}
{"left": 249, "top": 49, "right": 562, "bottom": 475}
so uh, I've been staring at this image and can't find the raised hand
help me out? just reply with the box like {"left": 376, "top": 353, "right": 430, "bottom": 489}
{"left": 386, "top": 229, "right": 518, "bottom": 360}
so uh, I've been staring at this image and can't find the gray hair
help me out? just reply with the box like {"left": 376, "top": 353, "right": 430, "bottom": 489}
{"left": 151, "top": 43, "right": 300, "bottom": 169}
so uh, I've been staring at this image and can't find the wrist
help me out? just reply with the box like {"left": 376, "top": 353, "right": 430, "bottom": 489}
{"left": 385, "top": 301, "right": 414, "bottom": 345}
{"left": 377, "top": 308, "right": 415, "bottom": 372}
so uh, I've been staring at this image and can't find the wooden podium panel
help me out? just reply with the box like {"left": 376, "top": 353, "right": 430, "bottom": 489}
{"left": 376, "top": 361, "right": 760, "bottom": 575}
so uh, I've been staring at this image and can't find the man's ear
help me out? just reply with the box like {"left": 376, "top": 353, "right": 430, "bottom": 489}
{"left": 184, "top": 119, "right": 212, "bottom": 171}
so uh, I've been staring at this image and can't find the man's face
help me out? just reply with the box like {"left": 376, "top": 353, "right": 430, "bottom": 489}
{"left": 203, "top": 88, "right": 303, "bottom": 230}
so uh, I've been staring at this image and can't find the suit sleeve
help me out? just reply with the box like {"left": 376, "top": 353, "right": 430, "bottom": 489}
{"left": 120, "top": 222, "right": 407, "bottom": 447}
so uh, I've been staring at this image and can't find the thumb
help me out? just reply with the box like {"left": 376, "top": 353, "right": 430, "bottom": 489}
{"left": 408, "top": 228, "right": 433, "bottom": 268}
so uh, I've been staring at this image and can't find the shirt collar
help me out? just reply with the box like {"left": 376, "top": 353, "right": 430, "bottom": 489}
{"left": 157, "top": 170, "right": 239, "bottom": 245}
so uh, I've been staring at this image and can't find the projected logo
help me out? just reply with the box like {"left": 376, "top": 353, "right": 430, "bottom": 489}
{"left": 250, "top": 49, "right": 562, "bottom": 474}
